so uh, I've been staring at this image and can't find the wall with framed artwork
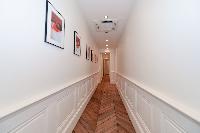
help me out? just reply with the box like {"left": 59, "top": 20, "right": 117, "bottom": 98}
{"left": 0, "top": 0, "right": 100, "bottom": 132}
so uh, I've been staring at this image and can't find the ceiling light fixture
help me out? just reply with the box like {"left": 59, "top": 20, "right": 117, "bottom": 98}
{"left": 105, "top": 53, "right": 107, "bottom": 55}
{"left": 106, "top": 48, "right": 109, "bottom": 49}
{"left": 104, "top": 16, "right": 108, "bottom": 19}
{"left": 106, "top": 40, "right": 108, "bottom": 42}
{"left": 106, "top": 45, "right": 108, "bottom": 47}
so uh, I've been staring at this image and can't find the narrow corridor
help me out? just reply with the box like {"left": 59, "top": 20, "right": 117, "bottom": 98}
{"left": 73, "top": 76, "right": 135, "bottom": 133}
{"left": 1, "top": 0, "right": 200, "bottom": 132}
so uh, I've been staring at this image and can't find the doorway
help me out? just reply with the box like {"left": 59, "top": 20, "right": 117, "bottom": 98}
{"left": 103, "top": 59, "right": 110, "bottom": 76}
{"left": 102, "top": 53, "right": 110, "bottom": 76}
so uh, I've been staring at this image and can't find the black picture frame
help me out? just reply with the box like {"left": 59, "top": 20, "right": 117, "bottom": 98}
{"left": 44, "top": 0, "right": 65, "bottom": 49}
{"left": 74, "top": 31, "right": 81, "bottom": 56}
{"left": 86, "top": 45, "right": 90, "bottom": 60}
{"left": 91, "top": 50, "right": 93, "bottom": 62}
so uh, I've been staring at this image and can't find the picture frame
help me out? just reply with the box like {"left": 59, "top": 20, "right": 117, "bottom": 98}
{"left": 74, "top": 31, "right": 81, "bottom": 56}
{"left": 86, "top": 45, "right": 90, "bottom": 60}
{"left": 91, "top": 50, "right": 93, "bottom": 62}
{"left": 97, "top": 56, "right": 99, "bottom": 63}
{"left": 94, "top": 54, "right": 97, "bottom": 63}
{"left": 45, "top": 1, "right": 65, "bottom": 49}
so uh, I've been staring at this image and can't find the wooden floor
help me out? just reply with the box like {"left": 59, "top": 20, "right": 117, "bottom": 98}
{"left": 73, "top": 76, "right": 136, "bottom": 133}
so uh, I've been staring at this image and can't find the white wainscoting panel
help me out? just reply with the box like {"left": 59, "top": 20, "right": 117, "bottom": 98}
{"left": 0, "top": 72, "right": 101, "bottom": 133}
{"left": 11, "top": 109, "right": 47, "bottom": 133}
{"left": 56, "top": 87, "right": 76, "bottom": 133}
{"left": 115, "top": 73, "right": 200, "bottom": 133}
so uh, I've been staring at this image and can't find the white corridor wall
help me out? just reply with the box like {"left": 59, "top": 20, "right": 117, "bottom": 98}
{"left": 116, "top": 0, "right": 200, "bottom": 132}
{"left": 0, "top": 0, "right": 100, "bottom": 132}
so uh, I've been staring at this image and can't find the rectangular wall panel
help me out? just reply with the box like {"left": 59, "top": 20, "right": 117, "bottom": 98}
{"left": 10, "top": 110, "right": 47, "bottom": 133}
{"left": 161, "top": 114, "right": 187, "bottom": 133}
{"left": 125, "top": 83, "right": 136, "bottom": 110}
{"left": 57, "top": 89, "right": 75, "bottom": 128}
{"left": 136, "top": 93, "right": 152, "bottom": 132}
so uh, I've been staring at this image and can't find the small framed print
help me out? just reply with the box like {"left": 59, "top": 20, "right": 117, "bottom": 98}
{"left": 91, "top": 50, "right": 93, "bottom": 62}
{"left": 45, "top": 1, "right": 65, "bottom": 49}
{"left": 74, "top": 31, "right": 81, "bottom": 56}
{"left": 94, "top": 54, "right": 97, "bottom": 63}
{"left": 86, "top": 45, "right": 90, "bottom": 60}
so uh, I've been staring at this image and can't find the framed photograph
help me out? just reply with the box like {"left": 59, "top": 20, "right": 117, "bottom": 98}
{"left": 91, "top": 50, "right": 93, "bottom": 62}
{"left": 95, "top": 54, "right": 97, "bottom": 63}
{"left": 74, "top": 31, "right": 81, "bottom": 56}
{"left": 86, "top": 45, "right": 90, "bottom": 60}
{"left": 45, "top": 1, "right": 65, "bottom": 49}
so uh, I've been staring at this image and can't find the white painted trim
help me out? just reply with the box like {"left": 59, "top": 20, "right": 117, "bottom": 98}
{"left": 116, "top": 72, "right": 200, "bottom": 124}
{"left": 0, "top": 72, "right": 99, "bottom": 120}
{"left": 62, "top": 86, "right": 96, "bottom": 132}
{"left": 118, "top": 88, "right": 144, "bottom": 133}
{"left": 115, "top": 72, "right": 200, "bottom": 133}
{"left": 0, "top": 72, "right": 101, "bottom": 133}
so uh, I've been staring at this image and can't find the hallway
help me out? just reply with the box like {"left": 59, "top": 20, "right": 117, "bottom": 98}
{"left": 1, "top": 0, "right": 200, "bottom": 132}
{"left": 73, "top": 76, "right": 135, "bottom": 133}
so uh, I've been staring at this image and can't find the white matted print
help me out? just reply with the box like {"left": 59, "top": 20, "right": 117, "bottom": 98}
{"left": 74, "top": 31, "right": 81, "bottom": 56}
{"left": 45, "top": 1, "right": 65, "bottom": 49}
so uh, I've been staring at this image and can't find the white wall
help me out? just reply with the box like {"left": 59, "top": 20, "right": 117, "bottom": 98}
{"left": 117, "top": 0, "right": 200, "bottom": 122}
{"left": 109, "top": 49, "right": 116, "bottom": 83}
{"left": 0, "top": 0, "right": 99, "bottom": 118}
{"left": 109, "top": 49, "right": 116, "bottom": 73}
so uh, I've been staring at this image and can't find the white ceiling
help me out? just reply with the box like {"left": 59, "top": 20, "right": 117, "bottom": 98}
{"left": 77, "top": 0, "right": 134, "bottom": 48}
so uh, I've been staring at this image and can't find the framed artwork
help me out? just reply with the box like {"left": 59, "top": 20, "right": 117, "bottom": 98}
{"left": 94, "top": 54, "right": 97, "bottom": 63}
{"left": 74, "top": 31, "right": 81, "bottom": 56}
{"left": 45, "top": 1, "right": 65, "bottom": 49}
{"left": 91, "top": 50, "right": 93, "bottom": 62}
{"left": 95, "top": 54, "right": 98, "bottom": 63}
{"left": 86, "top": 45, "right": 90, "bottom": 60}
{"left": 85, "top": 44, "right": 88, "bottom": 60}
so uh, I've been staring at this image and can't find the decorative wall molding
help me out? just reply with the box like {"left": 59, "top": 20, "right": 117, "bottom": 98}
{"left": 0, "top": 72, "right": 101, "bottom": 133}
{"left": 115, "top": 72, "right": 200, "bottom": 133}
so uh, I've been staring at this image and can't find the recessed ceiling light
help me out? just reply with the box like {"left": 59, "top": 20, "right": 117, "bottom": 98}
{"left": 106, "top": 40, "right": 108, "bottom": 42}
{"left": 106, "top": 45, "right": 108, "bottom": 47}
{"left": 105, "top": 53, "right": 107, "bottom": 55}
{"left": 106, "top": 48, "right": 109, "bottom": 49}
{"left": 104, "top": 16, "right": 108, "bottom": 19}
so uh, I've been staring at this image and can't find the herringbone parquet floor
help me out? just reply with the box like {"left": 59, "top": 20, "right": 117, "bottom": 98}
{"left": 73, "top": 75, "right": 136, "bottom": 133}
